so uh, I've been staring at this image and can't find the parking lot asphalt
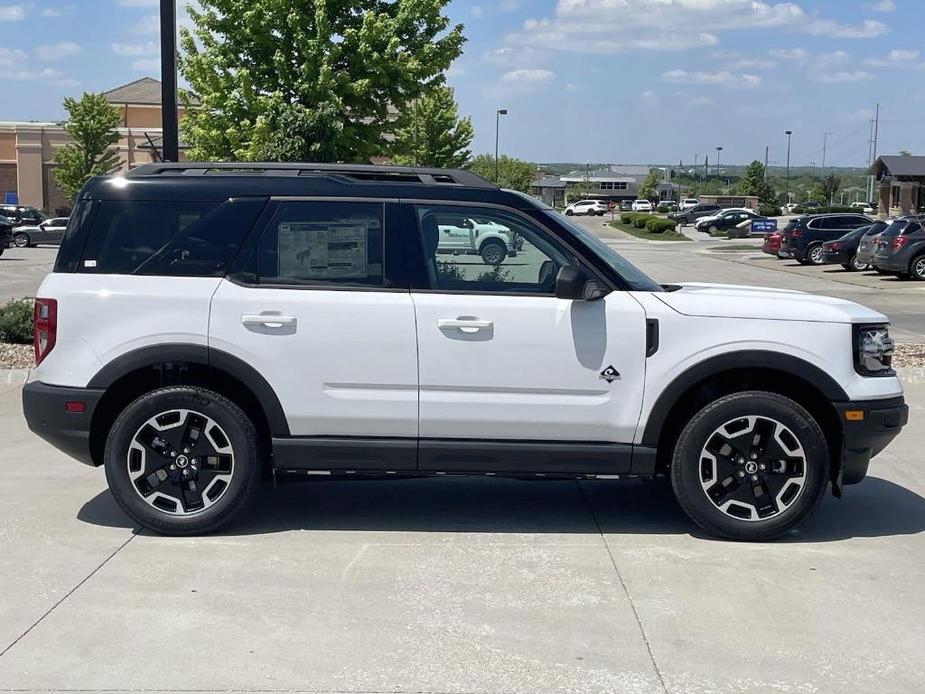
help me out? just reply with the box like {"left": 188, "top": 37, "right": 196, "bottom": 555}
{"left": 1, "top": 223, "right": 924, "bottom": 693}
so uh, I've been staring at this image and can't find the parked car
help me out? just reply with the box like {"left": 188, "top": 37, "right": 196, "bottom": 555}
{"left": 856, "top": 220, "right": 896, "bottom": 271}
{"left": 565, "top": 199, "right": 608, "bottom": 216}
{"left": 784, "top": 203, "right": 799, "bottom": 214}
{"left": 695, "top": 210, "right": 763, "bottom": 236}
{"left": 679, "top": 198, "right": 700, "bottom": 211}
{"left": 658, "top": 201, "right": 678, "bottom": 211}
{"left": 434, "top": 215, "right": 519, "bottom": 266}
{"left": 762, "top": 230, "right": 783, "bottom": 257}
{"left": 801, "top": 201, "right": 822, "bottom": 210}
{"left": 619, "top": 200, "right": 634, "bottom": 212}
{"left": 631, "top": 199, "right": 653, "bottom": 212}
{"left": 850, "top": 202, "right": 875, "bottom": 214}
{"left": 12, "top": 216, "right": 69, "bottom": 248}
{"left": 821, "top": 222, "right": 887, "bottom": 272}
{"left": 0, "top": 214, "right": 13, "bottom": 255}
{"left": 22, "top": 162, "right": 907, "bottom": 541}
{"left": 0, "top": 204, "right": 47, "bottom": 226}
{"left": 777, "top": 213, "right": 872, "bottom": 265}
{"left": 668, "top": 203, "right": 722, "bottom": 225}
{"left": 872, "top": 216, "right": 925, "bottom": 280}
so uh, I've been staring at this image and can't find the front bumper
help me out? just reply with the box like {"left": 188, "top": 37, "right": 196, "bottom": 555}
{"left": 22, "top": 381, "right": 105, "bottom": 466}
{"left": 834, "top": 396, "right": 908, "bottom": 489}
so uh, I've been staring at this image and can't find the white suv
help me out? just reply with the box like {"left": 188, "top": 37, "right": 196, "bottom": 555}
{"left": 680, "top": 198, "right": 700, "bottom": 211}
{"left": 23, "top": 163, "right": 908, "bottom": 539}
{"left": 565, "top": 200, "right": 608, "bottom": 216}
{"left": 631, "top": 199, "right": 653, "bottom": 212}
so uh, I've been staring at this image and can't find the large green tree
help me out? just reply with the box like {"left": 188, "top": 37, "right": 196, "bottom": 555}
{"left": 816, "top": 173, "right": 842, "bottom": 204}
{"left": 468, "top": 154, "right": 535, "bottom": 192}
{"left": 735, "top": 160, "right": 777, "bottom": 204}
{"left": 179, "top": 0, "right": 465, "bottom": 162}
{"left": 392, "top": 86, "right": 472, "bottom": 168}
{"left": 53, "top": 93, "right": 122, "bottom": 202}
{"left": 638, "top": 169, "right": 662, "bottom": 200}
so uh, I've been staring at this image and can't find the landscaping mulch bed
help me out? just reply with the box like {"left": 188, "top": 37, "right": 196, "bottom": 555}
{"left": 0, "top": 343, "right": 33, "bottom": 370}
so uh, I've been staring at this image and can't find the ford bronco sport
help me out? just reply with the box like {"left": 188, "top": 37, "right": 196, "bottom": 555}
{"left": 22, "top": 163, "right": 908, "bottom": 539}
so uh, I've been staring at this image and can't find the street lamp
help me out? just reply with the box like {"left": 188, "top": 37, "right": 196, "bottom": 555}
{"left": 785, "top": 130, "right": 792, "bottom": 204}
{"left": 159, "top": 0, "right": 179, "bottom": 162}
{"left": 494, "top": 108, "right": 508, "bottom": 183}
{"left": 715, "top": 146, "right": 723, "bottom": 177}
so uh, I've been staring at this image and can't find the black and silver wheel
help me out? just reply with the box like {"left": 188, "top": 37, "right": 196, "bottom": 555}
{"left": 105, "top": 387, "right": 260, "bottom": 535}
{"left": 910, "top": 255, "right": 925, "bottom": 281}
{"left": 13, "top": 232, "right": 30, "bottom": 248}
{"left": 708, "top": 224, "right": 719, "bottom": 235}
{"left": 479, "top": 240, "right": 506, "bottom": 266}
{"left": 807, "top": 244, "right": 825, "bottom": 265}
{"left": 565, "top": 209, "right": 574, "bottom": 216}
{"left": 671, "top": 391, "right": 828, "bottom": 541}
{"left": 849, "top": 254, "right": 870, "bottom": 272}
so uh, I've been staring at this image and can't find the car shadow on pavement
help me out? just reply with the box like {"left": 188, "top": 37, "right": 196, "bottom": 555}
{"left": 77, "top": 475, "right": 925, "bottom": 542}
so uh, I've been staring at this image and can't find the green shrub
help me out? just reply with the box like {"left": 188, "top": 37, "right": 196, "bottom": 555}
{"left": 758, "top": 204, "right": 782, "bottom": 217}
{"left": 620, "top": 212, "right": 636, "bottom": 224}
{"left": 633, "top": 214, "right": 653, "bottom": 228}
{"left": 0, "top": 298, "right": 33, "bottom": 344}
{"left": 656, "top": 204, "right": 670, "bottom": 213}
{"left": 645, "top": 218, "right": 678, "bottom": 234}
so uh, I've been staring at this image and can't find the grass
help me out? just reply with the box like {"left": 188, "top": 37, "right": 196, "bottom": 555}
{"left": 608, "top": 221, "right": 690, "bottom": 242}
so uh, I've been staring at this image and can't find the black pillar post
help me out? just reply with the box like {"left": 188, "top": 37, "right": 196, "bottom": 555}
{"left": 160, "top": 0, "right": 179, "bottom": 162}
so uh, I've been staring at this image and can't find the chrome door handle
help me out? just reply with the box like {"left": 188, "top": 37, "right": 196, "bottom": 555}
{"left": 438, "top": 318, "right": 493, "bottom": 334}
{"left": 241, "top": 314, "right": 297, "bottom": 328}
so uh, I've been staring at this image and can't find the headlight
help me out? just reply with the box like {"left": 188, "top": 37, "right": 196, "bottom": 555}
{"left": 854, "top": 325, "right": 894, "bottom": 376}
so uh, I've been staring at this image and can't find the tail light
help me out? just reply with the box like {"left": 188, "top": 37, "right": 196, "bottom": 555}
{"left": 891, "top": 236, "right": 909, "bottom": 251}
{"left": 33, "top": 298, "right": 57, "bottom": 365}
{"left": 828, "top": 243, "right": 840, "bottom": 251}
{"left": 791, "top": 229, "right": 802, "bottom": 238}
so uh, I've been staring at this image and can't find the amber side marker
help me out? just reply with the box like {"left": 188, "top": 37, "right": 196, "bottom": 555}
{"left": 844, "top": 410, "right": 865, "bottom": 422}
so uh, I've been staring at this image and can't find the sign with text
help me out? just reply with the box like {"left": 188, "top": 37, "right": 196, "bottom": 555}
{"left": 751, "top": 219, "right": 778, "bottom": 234}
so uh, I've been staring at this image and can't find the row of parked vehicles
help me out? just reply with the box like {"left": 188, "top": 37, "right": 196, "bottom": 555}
{"left": 0, "top": 205, "right": 68, "bottom": 254}
{"left": 762, "top": 213, "right": 925, "bottom": 280}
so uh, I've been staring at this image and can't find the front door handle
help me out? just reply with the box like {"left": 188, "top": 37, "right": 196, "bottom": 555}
{"left": 242, "top": 314, "right": 297, "bottom": 328}
{"left": 438, "top": 318, "right": 493, "bottom": 334}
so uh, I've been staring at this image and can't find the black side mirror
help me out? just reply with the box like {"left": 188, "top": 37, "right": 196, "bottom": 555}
{"left": 555, "top": 265, "right": 610, "bottom": 301}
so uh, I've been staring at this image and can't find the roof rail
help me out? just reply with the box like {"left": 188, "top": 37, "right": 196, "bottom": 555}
{"left": 124, "top": 162, "right": 497, "bottom": 188}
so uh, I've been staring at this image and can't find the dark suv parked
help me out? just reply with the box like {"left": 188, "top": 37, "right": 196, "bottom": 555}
{"left": 0, "top": 214, "right": 13, "bottom": 255}
{"left": 778, "top": 213, "right": 872, "bottom": 265}
{"left": 872, "top": 216, "right": 925, "bottom": 280}
{"left": 0, "top": 205, "right": 47, "bottom": 226}
{"left": 668, "top": 203, "right": 721, "bottom": 226}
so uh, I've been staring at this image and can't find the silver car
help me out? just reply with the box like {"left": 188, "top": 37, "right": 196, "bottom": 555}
{"left": 12, "top": 217, "right": 69, "bottom": 248}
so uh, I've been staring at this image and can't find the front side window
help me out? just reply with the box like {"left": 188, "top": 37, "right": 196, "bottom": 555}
{"left": 256, "top": 201, "right": 385, "bottom": 287}
{"left": 415, "top": 205, "right": 573, "bottom": 294}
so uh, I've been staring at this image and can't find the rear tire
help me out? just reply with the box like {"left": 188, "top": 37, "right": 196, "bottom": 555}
{"left": 910, "top": 255, "right": 925, "bottom": 281}
{"left": 849, "top": 254, "right": 869, "bottom": 272}
{"left": 670, "top": 391, "right": 829, "bottom": 541}
{"left": 13, "top": 232, "right": 30, "bottom": 248}
{"left": 806, "top": 243, "right": 825, "bottom": 266}
{"left": 104, "top": 386, "right": 261, "bottom": 536}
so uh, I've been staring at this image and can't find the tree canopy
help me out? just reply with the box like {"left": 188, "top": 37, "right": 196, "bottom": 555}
{"left": 468, "top": 154, "right": 536, "bottom": 192}
{"left": 179, "top": 0, "right": 465, "bottom": 162}
{"left": 53, "top": 93, "right": 122, "bottom": 202}
{"left": 638, "top": 169, "right": 662, "bottom": 200}
{"left": 392, "top": 86, "right": 473, "bottom": 168}
{"left": 735, "top": 160, "right": 777, "bottom": 204}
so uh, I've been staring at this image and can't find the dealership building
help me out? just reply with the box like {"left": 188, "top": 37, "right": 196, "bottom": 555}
{"left": 0, "top": 77, "right": 186, "bottom": 213}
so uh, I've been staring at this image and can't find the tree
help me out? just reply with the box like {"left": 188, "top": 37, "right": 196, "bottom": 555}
{"left": 638, "top": 169, "right": 662, "bottom": 200}
{"left": 392, "top": 86, "right": 473, "bottom": 168}
{"left": 53, "top": 93, "right": 122, "bottom": 202}
{"left": 735, "top": 160, "right": 777, "bottom": 204}
{"left": 179, "top": 0, "right": 464, "bottom": 162}
{"left": 565, "top": 179, "right": 597, "bottom": 203}
{"left": 817, "top": 173, "right": 842, "bottom": 204}
{"left": 468, "top": 154, "right": 535, "bottom": 192}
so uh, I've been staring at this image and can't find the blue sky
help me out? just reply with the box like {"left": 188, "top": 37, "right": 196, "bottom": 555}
{"left": 0, "top": 0, "right": 921, "bottom": 167}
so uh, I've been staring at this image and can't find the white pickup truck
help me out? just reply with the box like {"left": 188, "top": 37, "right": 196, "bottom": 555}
{"left": 436, "top": 216, "right": 520, "bottom": 265}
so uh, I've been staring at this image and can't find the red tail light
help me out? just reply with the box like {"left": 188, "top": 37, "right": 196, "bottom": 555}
{"left": 791, "top": 229, "right": 802, "bottom": 238}
{"left": 891, "top": 236, "right": 909, "bottom": 251}
{"left": 33, "top": 298, "right": 57, "bottom": 366}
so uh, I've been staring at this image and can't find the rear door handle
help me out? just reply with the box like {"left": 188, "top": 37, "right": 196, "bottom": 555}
{"left": 438, "top": 318, "right": 493, "bottom": 334}
{"left": 242, "top": 314, "right": 297, "bottom": 328}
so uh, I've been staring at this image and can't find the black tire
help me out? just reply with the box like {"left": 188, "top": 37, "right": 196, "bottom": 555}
{"left": 670, "top": 391, "right": 829, "bottom": 541}
{"left": 565, "top": 209, "right": 574, "bottom": 216}
{"left": 849, "top": 254, "right": 870, "bottom": 272}
{"left": 909, "top": 255, "right": 925, "bottom": 281}
{"left": 479, "top": 239, "right": 506, "bottom": 266}
{"left": 806, "top": 243, "right": 825, "bottom": 266}
{"left": 104, "top": 386, "right": 261, "bottom": 535}
{"left": 13, "top": 232, "right": 30, "bottom": 248}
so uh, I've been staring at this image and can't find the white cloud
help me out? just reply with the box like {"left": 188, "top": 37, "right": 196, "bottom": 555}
{"left": 812, "top": 70, "right": 872, "bottom": 84}
{"left": 870, "top": 0, "right": 895, "bottom": 12}
{"left": 111, "top": 41, "right": 159, "bottom": 56}
{"left": 0, "top": 64, "right": 79, "bottom": 86}
{"left": 805, "top": 19, "right": 887, "bottom": 39}
{"left": 689, "top": 96, "right": 714, "bottom": 107}
{"left": 865, "top": 49, "right": 923, "bottom": 68}
{"left": 132, "top": 57, "right": 161, "bottom": 72}
{"left": 499, "top": 0, "right": 523, "bottom": 11}
{"left": 41, "top": 4, "right": 76, "bottom": 17}
{"left": 501, "top": 68, "right": 554, "bottom": 83}
{"left": 0, "top": 47, "right": 26, "bottom": 69}
{"left": 729, "top": 58, "right": 777, "bottom": 70}
{"left": 130, "top": 12, "right": 160, "bottom": 34}
{"left": 770, "top": 48, "right": 808, "bottom": 61}
{"left": 662, "top": 69, "right": 761, "bottom": 88}
{"left": 35, "top": 41, "right": 83, "bottom": 61}
{"left": 0, "top": 4, "right": 26, "bottom": 21}
{"left": 472, "top": 5, "right": 484, "bottom": 19}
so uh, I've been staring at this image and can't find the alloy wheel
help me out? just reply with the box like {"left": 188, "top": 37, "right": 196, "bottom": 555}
{"left": 851, "top": 255, "right": 869, "bottom": 272}
{"left": 13, "top": 233, "right": 29, "bottom": 248}
{"left": 127, "top": 409, "right": 235, "bottom": 516}
{"left": 481, "top": 243, "right": 504, "bottom": 265}
{"left": 914, "top": 256, "right": 925, "bottom": 280}
{"left": 809, "top": 245, "right": 825, "bottom": 265}
{"left": 699, "top": 415, "right": 807, "bottom": 521}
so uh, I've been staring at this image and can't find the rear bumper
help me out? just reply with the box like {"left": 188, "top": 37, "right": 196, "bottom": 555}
{"left": 22, "top": 381, "right": 104, "bottom": 466}
{"left": 872, "top": 254, "right": 906, "bottom": 273}
{"left": 822, "top": 249, "right": 850, "bottom": 264}
{"left": 834, "top": 396, "right": 908, "bottom": 487}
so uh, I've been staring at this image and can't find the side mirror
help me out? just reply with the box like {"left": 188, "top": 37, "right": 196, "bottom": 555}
{"left": 555, "top": 265, "right": 610, "bottom": 301}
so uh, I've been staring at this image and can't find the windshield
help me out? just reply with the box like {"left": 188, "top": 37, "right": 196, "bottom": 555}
{"left": 546, "top": 211, "right": 663, "bottom": 292}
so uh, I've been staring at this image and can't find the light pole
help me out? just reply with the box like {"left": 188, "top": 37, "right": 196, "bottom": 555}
{"left": 785, "top": 130, "right": 792, "bottom": 204}
{"left": 159, "top": 0, "right": 179, "bottom": 162}
{"left": 494, "top": 108, "right": 508, "bottom": 183}
{"left": 715, "top": 146, "right": 723, "bottom": 177}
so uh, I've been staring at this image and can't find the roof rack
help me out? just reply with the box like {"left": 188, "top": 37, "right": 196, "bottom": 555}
{"left": 124, "top": 162, "right": 497, "bottom": 188}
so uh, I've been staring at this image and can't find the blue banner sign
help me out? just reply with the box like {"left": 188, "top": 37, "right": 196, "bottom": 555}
{"left": 751, "top": 218, "right": 778, "bottom": 233}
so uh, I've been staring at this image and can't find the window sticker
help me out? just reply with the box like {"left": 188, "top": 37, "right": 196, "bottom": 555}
{"left": 278, "top": 222, "right": 369, "bottom": 279}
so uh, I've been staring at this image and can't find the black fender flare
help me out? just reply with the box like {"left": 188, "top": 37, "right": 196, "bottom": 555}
{"left": 87, "top": 343, "right": 290, "bottom": 436}
{"left": 641, "top": 350, "right": 849, "bottom": 447}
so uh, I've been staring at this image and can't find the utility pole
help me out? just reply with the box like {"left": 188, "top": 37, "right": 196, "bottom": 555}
{"left": 159, "top": 0, "right": 179, "bottom": 162}
{"left": 494, "top": 108, "right": 508, "bottom": 183}
{"left": 822, "top": 131, "right": 833, "bottom": 203}
{"left": 871, "top": 102, "right": 880, "bottom": 205}
{"left": 785, "top": 130, "right": 792, "bottom": 204}
{"left": 715, "top": 146, "right": 723, "bottom": 177}
{"left": 764, "top": 145, "right": 769, "bottom": 180}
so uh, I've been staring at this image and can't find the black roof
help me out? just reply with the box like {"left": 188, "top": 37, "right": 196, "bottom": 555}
{"left": 868, "top": 155, "right": 925, "bottom": 177}
{"left": 80, "top": 163, "right": 544, "bottom": 209}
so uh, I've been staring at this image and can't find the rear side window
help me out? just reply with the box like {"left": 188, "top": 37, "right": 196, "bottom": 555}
{"left": 901, "top": 221, "right": 922, "bottom": 235}
{"left": 78, "top": 198, "right": 265, "bottom": 276}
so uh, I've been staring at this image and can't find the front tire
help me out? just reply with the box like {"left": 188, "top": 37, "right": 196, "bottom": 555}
{"left": 670, "top": 391, "right": 829, "bottom": 541}
{"left": 479, "top": 239, "right": 506, "bottom": 266}
{"left": 565, "top": 209, "right": 574, "bottom": 216}
{"left": 13, "top": 232, "right": 30, "bottom": 248}
{"left": 849, "top": 254, "right": 869, "bottom": 272}
{"left": 104, "top": 386, "right": 261, "bottom": 535}
{"left": 806, "top": 244, "right": 825, "bottom": 266}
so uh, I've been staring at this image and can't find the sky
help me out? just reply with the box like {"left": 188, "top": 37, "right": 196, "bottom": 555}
{"left": 0, "top": 0, "right": 921, "bottom": 168}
